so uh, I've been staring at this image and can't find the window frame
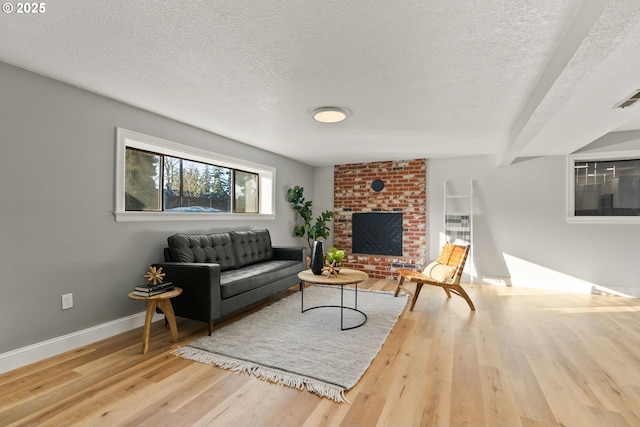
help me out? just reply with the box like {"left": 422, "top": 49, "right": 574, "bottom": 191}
{"left": 115, "top": 128, "right": 275, "bottom": 222}
{"left": 567, "top": 150, "right": 640, "bottom": 224}
{"left": 232, "top": 169, "right": 260, "bottom": 214}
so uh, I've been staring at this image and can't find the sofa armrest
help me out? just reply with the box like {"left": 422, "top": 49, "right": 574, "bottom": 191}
{"left": 272, "top": 246, "right": 306, "bottom": 262}
{"left": 152, "top": 262, "right": 223, "bottom": 322}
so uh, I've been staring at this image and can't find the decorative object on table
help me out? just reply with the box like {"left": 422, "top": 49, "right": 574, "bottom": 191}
{"left": 286, "top": 185, "right": 334, "bottom": 255}
{"left": 172, "top": 285, "right": 407, "bottom": 403}
{"left": 322, "top": 260, "right": 340, "bottom": 278}
{"left": 309, "top": 240, "right": 325, "bottom": 275}
{"left": 132, "top": 281, "right": 175, "bottom": 297}
{"left": 134, "top": 266, "right": 173, "bottom": 297}
{"left": 323, "top": 247, "right": 345, "bottom": 277}
{"left": 143, "top": 266, "right": 166, "bottom": 284}
{"left": 325, "top": 247, "right": 344, "bottom": 268}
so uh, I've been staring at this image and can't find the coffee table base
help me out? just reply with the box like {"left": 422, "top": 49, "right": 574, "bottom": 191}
{"left": 300, "top": 283, "right": 368, "bottom": 330}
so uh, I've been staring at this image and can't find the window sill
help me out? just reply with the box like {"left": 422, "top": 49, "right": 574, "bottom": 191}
{"left": 566, "top": 216, "right": 640, "bottom": 224}
{"left": 114, "top": 211, "right": 276, "bottom": 222}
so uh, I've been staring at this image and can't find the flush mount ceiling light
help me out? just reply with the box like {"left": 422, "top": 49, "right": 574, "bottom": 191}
{"left": 312, "top": 107, "right": 348, "bottom": 123}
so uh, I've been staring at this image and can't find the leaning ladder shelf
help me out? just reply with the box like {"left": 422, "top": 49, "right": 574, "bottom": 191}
{"left": 443, "top": 180, "right": 474, "bottom": 284}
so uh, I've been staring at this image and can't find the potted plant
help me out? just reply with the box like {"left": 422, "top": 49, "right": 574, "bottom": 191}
{"left": 287, "top": 186, "right": 335, "bottom": 255}
{"left": 326, "top": 247, "right": 345, "bottom": 275}
{"left": 325, "top": 247, "right": 345, "bottom": 266}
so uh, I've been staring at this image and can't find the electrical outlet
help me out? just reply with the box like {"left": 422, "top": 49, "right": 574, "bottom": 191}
{"left": 62, "top": 293, "right": 73, "bottom": 310}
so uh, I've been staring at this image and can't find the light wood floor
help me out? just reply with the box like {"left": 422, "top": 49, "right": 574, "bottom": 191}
{"left": 2, "top": 279, "right": 640, "bottom": 427}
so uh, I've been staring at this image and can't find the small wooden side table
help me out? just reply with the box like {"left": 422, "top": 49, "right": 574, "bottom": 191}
{"left": 128, "top": 287, "right": 183, "bottom": 354}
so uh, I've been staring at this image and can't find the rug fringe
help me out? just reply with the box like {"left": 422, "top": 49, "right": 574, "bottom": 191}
{"left": 171, "top": 347, "right": 350, "bottom": 404}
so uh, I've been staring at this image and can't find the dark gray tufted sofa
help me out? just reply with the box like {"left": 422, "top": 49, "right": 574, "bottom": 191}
{"left": 154, "top": 229, "right": 306, "bottom": 335}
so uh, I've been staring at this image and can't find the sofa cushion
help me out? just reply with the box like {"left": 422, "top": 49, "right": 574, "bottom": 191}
{"left": 219, "top": 259, "right": 301, "bottom": 299}
{"left": 167, "top": 232, "right": 237, "bottom": 270}
{"left": 229, "top": 229, "right": 273, "bottom": 267}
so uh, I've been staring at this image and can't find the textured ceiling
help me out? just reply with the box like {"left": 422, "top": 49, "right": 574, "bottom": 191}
{"left": 2, "top": 0, "right": 640, "bottom": 166}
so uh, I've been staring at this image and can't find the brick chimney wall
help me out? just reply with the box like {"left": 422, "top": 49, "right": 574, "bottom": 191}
{"left": 333, "top": 159, "right": 427, "bottom": 279}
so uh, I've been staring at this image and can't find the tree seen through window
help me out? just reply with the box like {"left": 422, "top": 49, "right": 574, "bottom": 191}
{"left": 124, "top": 147, "right": 256, "bottom": 213}
{"left": 163, "top": 157, "right": 231, "bottom": 212}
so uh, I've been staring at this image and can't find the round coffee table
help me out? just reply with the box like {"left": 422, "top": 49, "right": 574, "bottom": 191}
{"left": 297, "top": 268, "right": 369, "bottom": 330}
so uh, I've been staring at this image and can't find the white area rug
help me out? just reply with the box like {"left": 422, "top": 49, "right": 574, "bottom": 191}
{"left": 172, "top": 285, "right": 407, "bottom": 403}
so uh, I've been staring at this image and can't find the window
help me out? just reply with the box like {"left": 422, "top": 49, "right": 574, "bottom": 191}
{"left": 233, "top": 170, "right": 259, "bottom": 213}
{"left": 125, "top": 149, "right": 160, "bottom": 211}
{"left": 116, "top": 128, "right": 275, "bottom": 222}
{"left": 163, "top": 157, "right": 233, "bottom": 212}
{"left": 568, "top": 151, "right": 640, "bottom": 223}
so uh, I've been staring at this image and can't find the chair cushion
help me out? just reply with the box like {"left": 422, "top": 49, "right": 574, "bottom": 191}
{"left": 424, "top": 261, "right": 456, "bottom": 282}
{"left": 423, "top": 261, "right": 439, "bottom": 276}
{"left": 167, "top": 232, "right": 237, "bottom": 270}
{"left": 230, "top": 229, "right": 273, "bottom": 267}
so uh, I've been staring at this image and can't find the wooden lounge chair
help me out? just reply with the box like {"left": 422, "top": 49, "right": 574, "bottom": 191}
{"left": 394, "top": 242, "right": 475, "bottom": 310}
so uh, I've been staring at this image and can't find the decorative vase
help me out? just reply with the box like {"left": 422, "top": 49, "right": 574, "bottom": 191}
{"left": 310, "top": 240, "right": 324, "bottom": 275}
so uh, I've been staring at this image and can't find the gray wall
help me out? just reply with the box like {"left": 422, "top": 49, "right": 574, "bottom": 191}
{"left": 427, "top": 154, "right": 640, "bottom": 297}
{"left": 0, "top": 62, "right": 314, "bottom": 353}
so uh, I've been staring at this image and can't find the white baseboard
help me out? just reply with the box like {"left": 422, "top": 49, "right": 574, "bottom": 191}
{"left": 0, "top": 311, "right": 163, "bottom": 374}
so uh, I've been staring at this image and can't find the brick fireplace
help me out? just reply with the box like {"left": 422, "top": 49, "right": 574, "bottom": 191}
{"left": 333, "top": 159, "right": 426, "bottom": 279}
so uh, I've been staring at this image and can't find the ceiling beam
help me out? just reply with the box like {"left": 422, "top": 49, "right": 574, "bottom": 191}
{"left": 497, "top": 0, "right": 609, "bottom": 166}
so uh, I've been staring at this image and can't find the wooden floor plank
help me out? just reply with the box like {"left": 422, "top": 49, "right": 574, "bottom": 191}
{"left": 479, "top": 365, "right": 522, "bottom": 427}
{"left": 137, "top": 372, "right": 253, "bottom": 427}
{"left": 449, "top": 330, "right": 486, "bottom": 427}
